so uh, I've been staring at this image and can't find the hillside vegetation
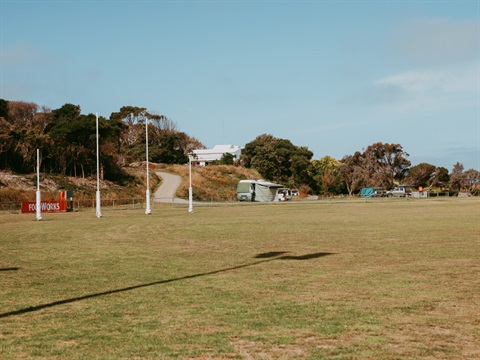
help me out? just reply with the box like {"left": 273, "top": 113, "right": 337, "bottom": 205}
{"left": 2, "top": 100, "right": 478, "bottom": 198}
{"left": 0, "top": 165, "right": 261, "bottom": 203}
{"left": 158, "top": 164, "right": 261, "bottom": 201}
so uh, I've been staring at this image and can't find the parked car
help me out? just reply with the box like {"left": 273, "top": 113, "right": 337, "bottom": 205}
{"left": 277, "top": 188, "right": 292, "bottom": 201}
{"left": 386, "top": 186, "right": 412, "bottom": 198}
{"left": 374, "top": 188, "right": 386, "bottom": 197}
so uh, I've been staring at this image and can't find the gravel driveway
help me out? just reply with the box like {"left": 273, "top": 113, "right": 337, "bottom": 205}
{"left": 154, "top": 172, "right": 188, "bottom": 203}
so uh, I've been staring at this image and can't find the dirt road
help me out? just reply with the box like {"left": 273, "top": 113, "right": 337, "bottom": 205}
{"left": 154, "top": 172, "right": 188, "bottom": 203}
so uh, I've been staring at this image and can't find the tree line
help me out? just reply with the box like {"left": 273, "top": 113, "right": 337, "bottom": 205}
{"left": 0, "top": 99, "right": 478, "bottom": 195}
{"left": 243, "top": 134, "right": 479, "bottom": 195}
{"left": 0, "top": 100, "right": 202, "bottom": 183}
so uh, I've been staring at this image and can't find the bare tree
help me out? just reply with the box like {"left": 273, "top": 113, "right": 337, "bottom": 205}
{"left": 339, "top": 152, "right": 367, "bottom": 196}
{"left": 7, "top": 101, "right": 37, "bottom": 127}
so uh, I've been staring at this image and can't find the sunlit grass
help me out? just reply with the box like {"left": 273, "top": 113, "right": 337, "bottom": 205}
{"left": 1, "top": 198, "right": 479, "bottom": 359}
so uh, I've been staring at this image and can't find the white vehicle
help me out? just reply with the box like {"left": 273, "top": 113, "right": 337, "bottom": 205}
{"left": 277, "top": 188, "right": 292, "bottom": 201}
{"left": 386, "top": 186, "right": 412, "bottom": 198}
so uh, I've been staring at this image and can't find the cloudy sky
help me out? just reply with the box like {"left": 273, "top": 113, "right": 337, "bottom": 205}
{"left": 1, "top": 0, "right": 479, "bottom": 170}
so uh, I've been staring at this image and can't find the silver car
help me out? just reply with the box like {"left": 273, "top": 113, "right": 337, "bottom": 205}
{"left": 386, "top": 186, "right": 411, "bottom": 197}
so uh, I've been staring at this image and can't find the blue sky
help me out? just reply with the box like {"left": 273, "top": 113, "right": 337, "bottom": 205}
{"left": 1, "top": 0, "right": 479, "bottom": 171}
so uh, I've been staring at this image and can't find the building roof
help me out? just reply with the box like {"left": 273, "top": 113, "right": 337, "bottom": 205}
{"left": 192, "top": 145, "right": 241, "bottom": 162}
{"left": 194, "top": 145, "right": 241, "bottom": 154}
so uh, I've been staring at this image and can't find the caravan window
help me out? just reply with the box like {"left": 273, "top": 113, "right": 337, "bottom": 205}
{"left": 237, "top": 182, "right": 253, "bottom": 193}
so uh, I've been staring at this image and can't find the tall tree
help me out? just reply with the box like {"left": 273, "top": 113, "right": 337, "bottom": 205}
{"left": 46, "top": 104, "right": 82, "bottom": 175}
{"left": 249, "top": 140, "right": 282, "bottom": 182}
{"left": 449, "top": 162, "right": 464, "bottom": 191}
{"left": 450, "top": 164, "right": 480, "bottom": 193}
{"left": 430, "top": 167, "right": 450, "bottom": 189}
{"left": 3, "top": 101, "right": 52, "bottom": 172}
{"left": 51, "top": 103, "right": 81, "bottom": 122}
{"left": 406, "top": 163, "right": 436, "bottom": 188}
{"left": 363, "top": 142, "right": 411, "bottom": 188}
{"left": 312, "top": 156, "right": 342, "bottom": 195}
{"left": 290, "top": 153, "right": 316, "bottom": 192}
{"left": 461, "top": 169, "right": 480, "bottom": 193}
{"left": 7, "top": 101, "right": 37, "bottom": 127}
{"left": 242, "top": 134, "right": 314, "bottom": 186}
{"left": 148, "top": 115, "right": 191, "bottom": 164}
{"left": 339, "top": 152, "right": 367, "bottom": 196}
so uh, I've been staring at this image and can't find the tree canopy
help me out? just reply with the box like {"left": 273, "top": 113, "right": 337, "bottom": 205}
{"left": 242, "top": 134, "right": 314, "bottom": 188}
{"left": 0, "top": 99, "right": 203, "bottom": 183}
{"left": 337, "top": 143, "right": 411, "bottom": 194}
{"left": 406, "top": 163, "right": 436, "bottom": 188}
{"left": 1, "top": 98, "right": 476, "bottom": 195}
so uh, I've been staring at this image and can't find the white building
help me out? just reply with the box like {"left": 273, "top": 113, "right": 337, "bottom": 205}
{"left": 192, "top": 145, "right": 242, "bottom": 166}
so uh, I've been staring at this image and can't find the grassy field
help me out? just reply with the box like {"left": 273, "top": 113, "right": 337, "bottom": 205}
{"left": 1, "top": 198, "right": 479, "bottom": 359}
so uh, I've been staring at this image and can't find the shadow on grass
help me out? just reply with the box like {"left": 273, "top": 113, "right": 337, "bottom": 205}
{"left": 0, "top": 252, "right": 334, "bottom": 318}
{"left": 0, "top": 267, "right": 20, "bottom": 272}
{"left": 254, "top": 252, "right": 332, "bottom": 260}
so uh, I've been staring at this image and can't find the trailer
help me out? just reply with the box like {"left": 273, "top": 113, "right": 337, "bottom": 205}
{"left": 237, "top": 180, "right": 284, "bottom": 202}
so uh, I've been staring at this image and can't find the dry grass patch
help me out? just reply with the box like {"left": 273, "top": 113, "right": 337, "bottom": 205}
{"left": 0, "top": 198, "right": 478, "bottom": 359}
{"left": 159, "top": 164, "right": 261, "bottom": 202}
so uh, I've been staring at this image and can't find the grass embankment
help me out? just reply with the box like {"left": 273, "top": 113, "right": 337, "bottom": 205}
{"left": 157, "top": 164, "right": 261, "bottom": 201}
{"left": 1, "top": 198, "right": 479, "bottom": 359}
{"left": 0, "top": 164, "right": 261, "bottom": 203}
{"left": 0, "top": 166, "right": 159, "bottom": 203}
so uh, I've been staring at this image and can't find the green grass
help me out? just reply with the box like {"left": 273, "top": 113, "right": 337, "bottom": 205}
{"left": 1, "top": 198, "right": 479, "bottom": 359}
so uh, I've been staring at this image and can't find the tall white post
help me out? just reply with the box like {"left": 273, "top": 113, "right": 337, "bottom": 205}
{"left": 188, "top": 155, "right": 193, "bottom": 213}
{"left": 36, "top": 148, "right": 42, "bottom": 221}
{"left": 95, "top": 113, "right": 102, "bottom": 218}
{"left": 145, "top": 114, "right": 151, "bottom": 215}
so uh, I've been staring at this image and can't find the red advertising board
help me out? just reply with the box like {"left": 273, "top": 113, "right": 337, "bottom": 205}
{"left": 22, "top": 201, "right": 67, "bottom": 213}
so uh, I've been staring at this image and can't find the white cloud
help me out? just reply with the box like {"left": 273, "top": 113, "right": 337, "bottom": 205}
{"left": 371, "top": 61, "right": 478, "bottom": 112}
{"left": 376, "top": 62, "right": 478, "bottom": 95}
{"left": 376, "top": 70, "right": 443, "bottom": 94}
{"left": 364, "top": 16, "right": 479, "bottom": 112}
